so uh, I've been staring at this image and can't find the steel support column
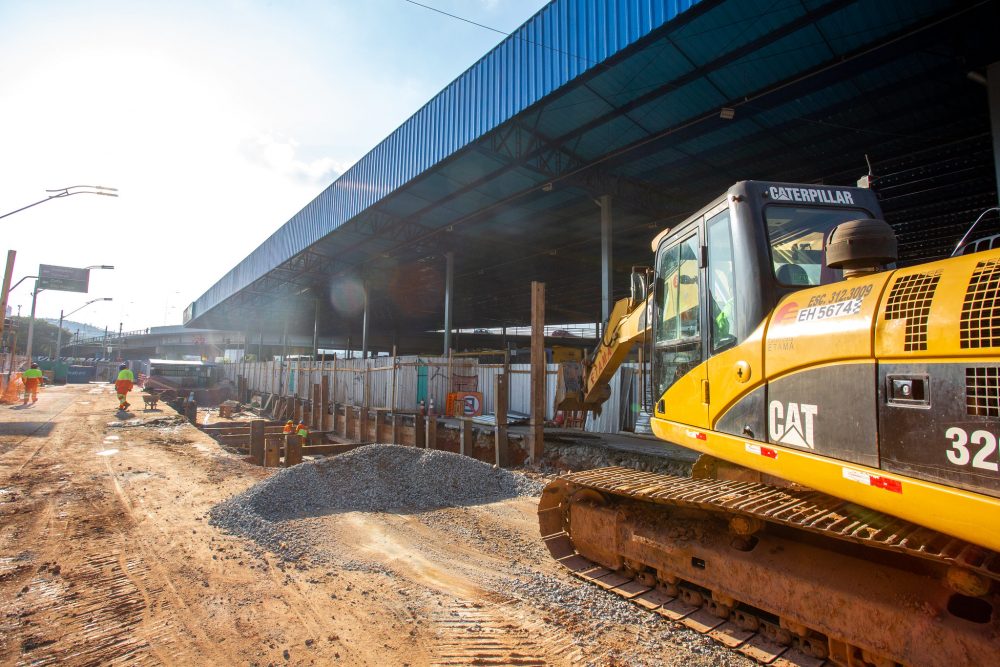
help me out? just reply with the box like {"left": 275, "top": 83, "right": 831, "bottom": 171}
{"left": 312, "top": 298, "right": 319, "bottom": 358}
{"left": 599, "top": 194, "right": 613, "bottom": 328}
{"left": 443, "top": 251, "right": 454, "bottom": 355}
{"left": 361, "top": 281, "right": 369, "bottom": 358}
{"left": 529, "top": 281, "right": 545, "bottom": 465}
{"left": 989, "top": 62, "right": 1000, "bottom": 207}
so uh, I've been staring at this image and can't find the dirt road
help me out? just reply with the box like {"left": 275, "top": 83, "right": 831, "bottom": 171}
{"left": 0, "top": 384, "right": 751, "bottom": 666}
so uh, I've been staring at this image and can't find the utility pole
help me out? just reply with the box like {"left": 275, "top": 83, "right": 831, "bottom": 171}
{"left": 0, "top": 250, "right": 15, "bottom": 340}
{"left": 24, "top": 281, "right": 42, "bottom": 363}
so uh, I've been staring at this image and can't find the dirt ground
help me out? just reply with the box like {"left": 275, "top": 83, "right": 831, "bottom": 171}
{"left": 0, "top": 383, "right": 752, "bottom": 666}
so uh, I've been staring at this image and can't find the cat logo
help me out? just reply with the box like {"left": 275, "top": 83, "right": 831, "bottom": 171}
{"left": 768, "top": 401, "right": 818, "bottom": 449}
{"left": 774, "top": 301, "right": 800, "bottom": 324}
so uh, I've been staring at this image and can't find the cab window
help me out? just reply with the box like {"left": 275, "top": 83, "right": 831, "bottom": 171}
{"left": 654, "top": 234, "right": 701, "bottom": 398}
{"left": 707, "top": 210, "right": 736, "bottom": 352}
{"left": 765, "top": 206, "right": 872, "bottom": 287}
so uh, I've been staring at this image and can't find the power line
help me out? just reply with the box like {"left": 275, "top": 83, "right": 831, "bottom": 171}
{"left": 401, "top": 0, "right": 512, "bottom": 37}
{"left": 401, "top": 0, "right": 599, "bottom": 67}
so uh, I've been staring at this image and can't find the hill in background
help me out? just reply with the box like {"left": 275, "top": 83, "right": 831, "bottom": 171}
{"left": 41, "top": 318, "right": 107, "bottom": 339}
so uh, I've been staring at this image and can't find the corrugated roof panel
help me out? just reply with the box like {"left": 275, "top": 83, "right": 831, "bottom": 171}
{"left": 674, "top": 121, "right": 758, "bottom": 156}
{"left": 670, "top": 0, "right": 802, "bottom": 66}
{"left": 189, "top": 0, "right": 756, "bottom": 321}
{"left": 815, "top": 0, "right": 943, "bottom": 55}
{"left": 574, "top": 113, "right": 648, "bottom": 159}
{"left": 712, "top": 26, "right": 832, "bottom": 98}
{"left": 537, "top": 85, "right": 615, "bottom": 138}
{"left": 617, "top": 145, "right": 690, "bottom": 179}
{"left": 628, "top": 76, "right": 727, "bottom": 130}
{"left": 586, "top": 40, "right": 693, "bottom": 106}
{"left": 751, "top": 78, "right": 860, "bottom": 128}
{"left": 476, "top": 167, "right": 541, "bottom": 200}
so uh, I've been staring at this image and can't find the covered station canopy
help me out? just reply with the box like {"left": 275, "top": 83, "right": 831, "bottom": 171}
{"left": 186, "top": 0, "right": 1000, "bottom": 351}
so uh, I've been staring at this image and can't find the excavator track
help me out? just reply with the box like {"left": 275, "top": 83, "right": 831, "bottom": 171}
{"left": 539, "top": 467, "right": 1000, "bottom": 667}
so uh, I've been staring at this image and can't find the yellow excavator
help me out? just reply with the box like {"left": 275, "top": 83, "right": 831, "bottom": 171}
{"left": 540, "top": 180, "right": 999, "bottom": 667}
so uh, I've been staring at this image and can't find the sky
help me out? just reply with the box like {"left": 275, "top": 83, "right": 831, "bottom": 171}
{"left": 0, "top": 0, "right": 550, "bottom": 334}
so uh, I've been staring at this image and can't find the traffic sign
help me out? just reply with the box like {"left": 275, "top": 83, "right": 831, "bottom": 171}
{"left": 38, "top": 264, "right": 90, "bottom": 293}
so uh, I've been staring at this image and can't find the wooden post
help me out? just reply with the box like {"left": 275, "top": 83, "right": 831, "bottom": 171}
{"left": 332, "top": 354, "right": 338, "bottom": 409}
{"left": 426, "top": 414, "right": 437, "bottom": 450}
{"left": 185, "top": 399, "right": 198, "bottom": 424}
{"left": 447, "top": 348, "right": 454, "bottom": 394}
{"left": 284, "top": 434, "right": 303, "bottom": 467}
{"left": 391, "top": 413, "right": 401, "bottom": 445}
{"left": 415, "top": 413, "right": 425, "bottom": 448}
{"left": 345, "top": 405, "right": 354, "bottom": 441}
{"left": 460, "top": 418, "right": 473, "bottom": 457}
{"left": 390, "top": 346, "right": 397, "bottom": 412}
{"left": 264, "top": 438, "right": 280, "bottom": 467}
{"left": 359, "top": 406, "right": 369, "bottom": 442}
{"left": 494, "top": 371, "right": 508, "bottom": 467}
{"left": 320, "top": 374, "right": 330, "bottom": 431}
{"left": 529, "top": 281, "right": 545, "bottom": 465}
{"left": 250, "top": 419, "right": 265, "bottom": 465}
{"left": 363, "top": 364, "right": 371, "bottom": 411}
{"left": 311, "top": 382, "right": 321, "bottom": 430}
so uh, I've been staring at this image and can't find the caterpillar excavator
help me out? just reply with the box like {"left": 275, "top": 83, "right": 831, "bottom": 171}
{"left": 539, "top": 180, "right": 1000, "bottom": 667}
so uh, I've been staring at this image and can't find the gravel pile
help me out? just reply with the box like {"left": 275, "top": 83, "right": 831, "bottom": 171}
{"left": 209, "top": 444, "right": 542, "bottom": 558}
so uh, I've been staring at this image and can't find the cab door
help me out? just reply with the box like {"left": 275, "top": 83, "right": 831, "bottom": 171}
{"left": 704, "top": 206, "right": 768, "bottom": 441}
{"left": 653, "top": 228, "right": 709, "bottom": 428}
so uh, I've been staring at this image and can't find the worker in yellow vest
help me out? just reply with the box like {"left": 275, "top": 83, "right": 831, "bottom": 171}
{"left": 115, "top": 363, "right": 135, "bottom": 411}
{"left": 295, "top": 421, "right": 309, "bottom": 441}
{"left": 22, "top": 363, "right": 43, "bottom": 405}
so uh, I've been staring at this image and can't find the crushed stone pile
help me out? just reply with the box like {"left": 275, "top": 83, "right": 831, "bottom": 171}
{"left": 209, "top": 444, "right": 543, "bottom": 559}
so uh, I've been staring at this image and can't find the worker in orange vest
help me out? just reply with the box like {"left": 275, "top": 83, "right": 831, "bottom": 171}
{"left": 21, "top": 363, "right": 43, "bottom": 405}
{"left": 295, "top": 421, "right": 309, "bottom": 441}
{"left": 282, "top": 420, "right": 295, "bottom": 434}
{"left": 115, "top": 362, "right": 135, "bottom": 411}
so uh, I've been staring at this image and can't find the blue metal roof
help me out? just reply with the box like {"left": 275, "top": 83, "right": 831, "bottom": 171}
{"left": 190, "top": 0, "right": 703, "bottom": 323}
{"left": 188, "top": 0, "right": 999, "bottom": 342}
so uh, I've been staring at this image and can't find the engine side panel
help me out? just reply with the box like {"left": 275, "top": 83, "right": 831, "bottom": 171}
{"left": 879, "top": 361, "right": 1000, "bottom": 499}
{"left": 873, "top": 251, "right": 1000, "bottom": 498}
{"left": 767, "top": 363, "right": 878, "bottom": 467}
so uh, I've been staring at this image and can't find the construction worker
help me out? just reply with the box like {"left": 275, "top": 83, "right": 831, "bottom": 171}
{"left": 282, "top": 420, "right": 295, "bottom": 435}
{"left": 115, "top": 362, "right": 135, "bottom": 411}
{"left": 22, "top": 363, "right": 43, "bottom": 405}
{"left": 295, "top": 421, "right": 309, "bottom": 441}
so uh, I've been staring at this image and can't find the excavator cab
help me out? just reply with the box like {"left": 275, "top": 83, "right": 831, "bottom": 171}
{"left": 650, "top": 181, "right": 884, "bottom": 420}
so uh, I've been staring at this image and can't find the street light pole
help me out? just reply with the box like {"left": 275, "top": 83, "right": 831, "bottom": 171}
{"left": 0, "top": 185, "right": 118, "bottom": 221}
{"left": 56, "top": 297, "right": 113, "bottom": 360}
{"left": 24, "top": 281, "right": 42, "bottom": 364}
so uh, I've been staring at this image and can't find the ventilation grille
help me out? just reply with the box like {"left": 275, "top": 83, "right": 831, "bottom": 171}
{"left": 966, "top": 367, "right": 999, "bottom": 417}
{"left": 960, "top": 259, "right": 1000, "bottom": 349}
{"left": 884, "top": 272, "right": 941, "bottom": 351}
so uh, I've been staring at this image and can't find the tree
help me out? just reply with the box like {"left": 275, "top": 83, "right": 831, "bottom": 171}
{"left": 1, "top": 317, "right": 72, "bottom": 357}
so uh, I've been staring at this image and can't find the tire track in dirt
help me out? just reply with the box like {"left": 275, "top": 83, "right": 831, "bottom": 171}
{"left": 101, "top": 450, "right": 235, "bottom": 666}
{"left": 428, "top": 597, "right": 584, "bottom": 666}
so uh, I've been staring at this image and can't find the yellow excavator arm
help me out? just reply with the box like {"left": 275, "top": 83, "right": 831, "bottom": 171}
{"left": 555, "top": 290, "right": 651, "bottom": 413}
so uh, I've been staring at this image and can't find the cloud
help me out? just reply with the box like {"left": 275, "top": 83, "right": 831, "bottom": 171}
{"left": 242, "top": 131, "right": 342, "bottom": 186}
